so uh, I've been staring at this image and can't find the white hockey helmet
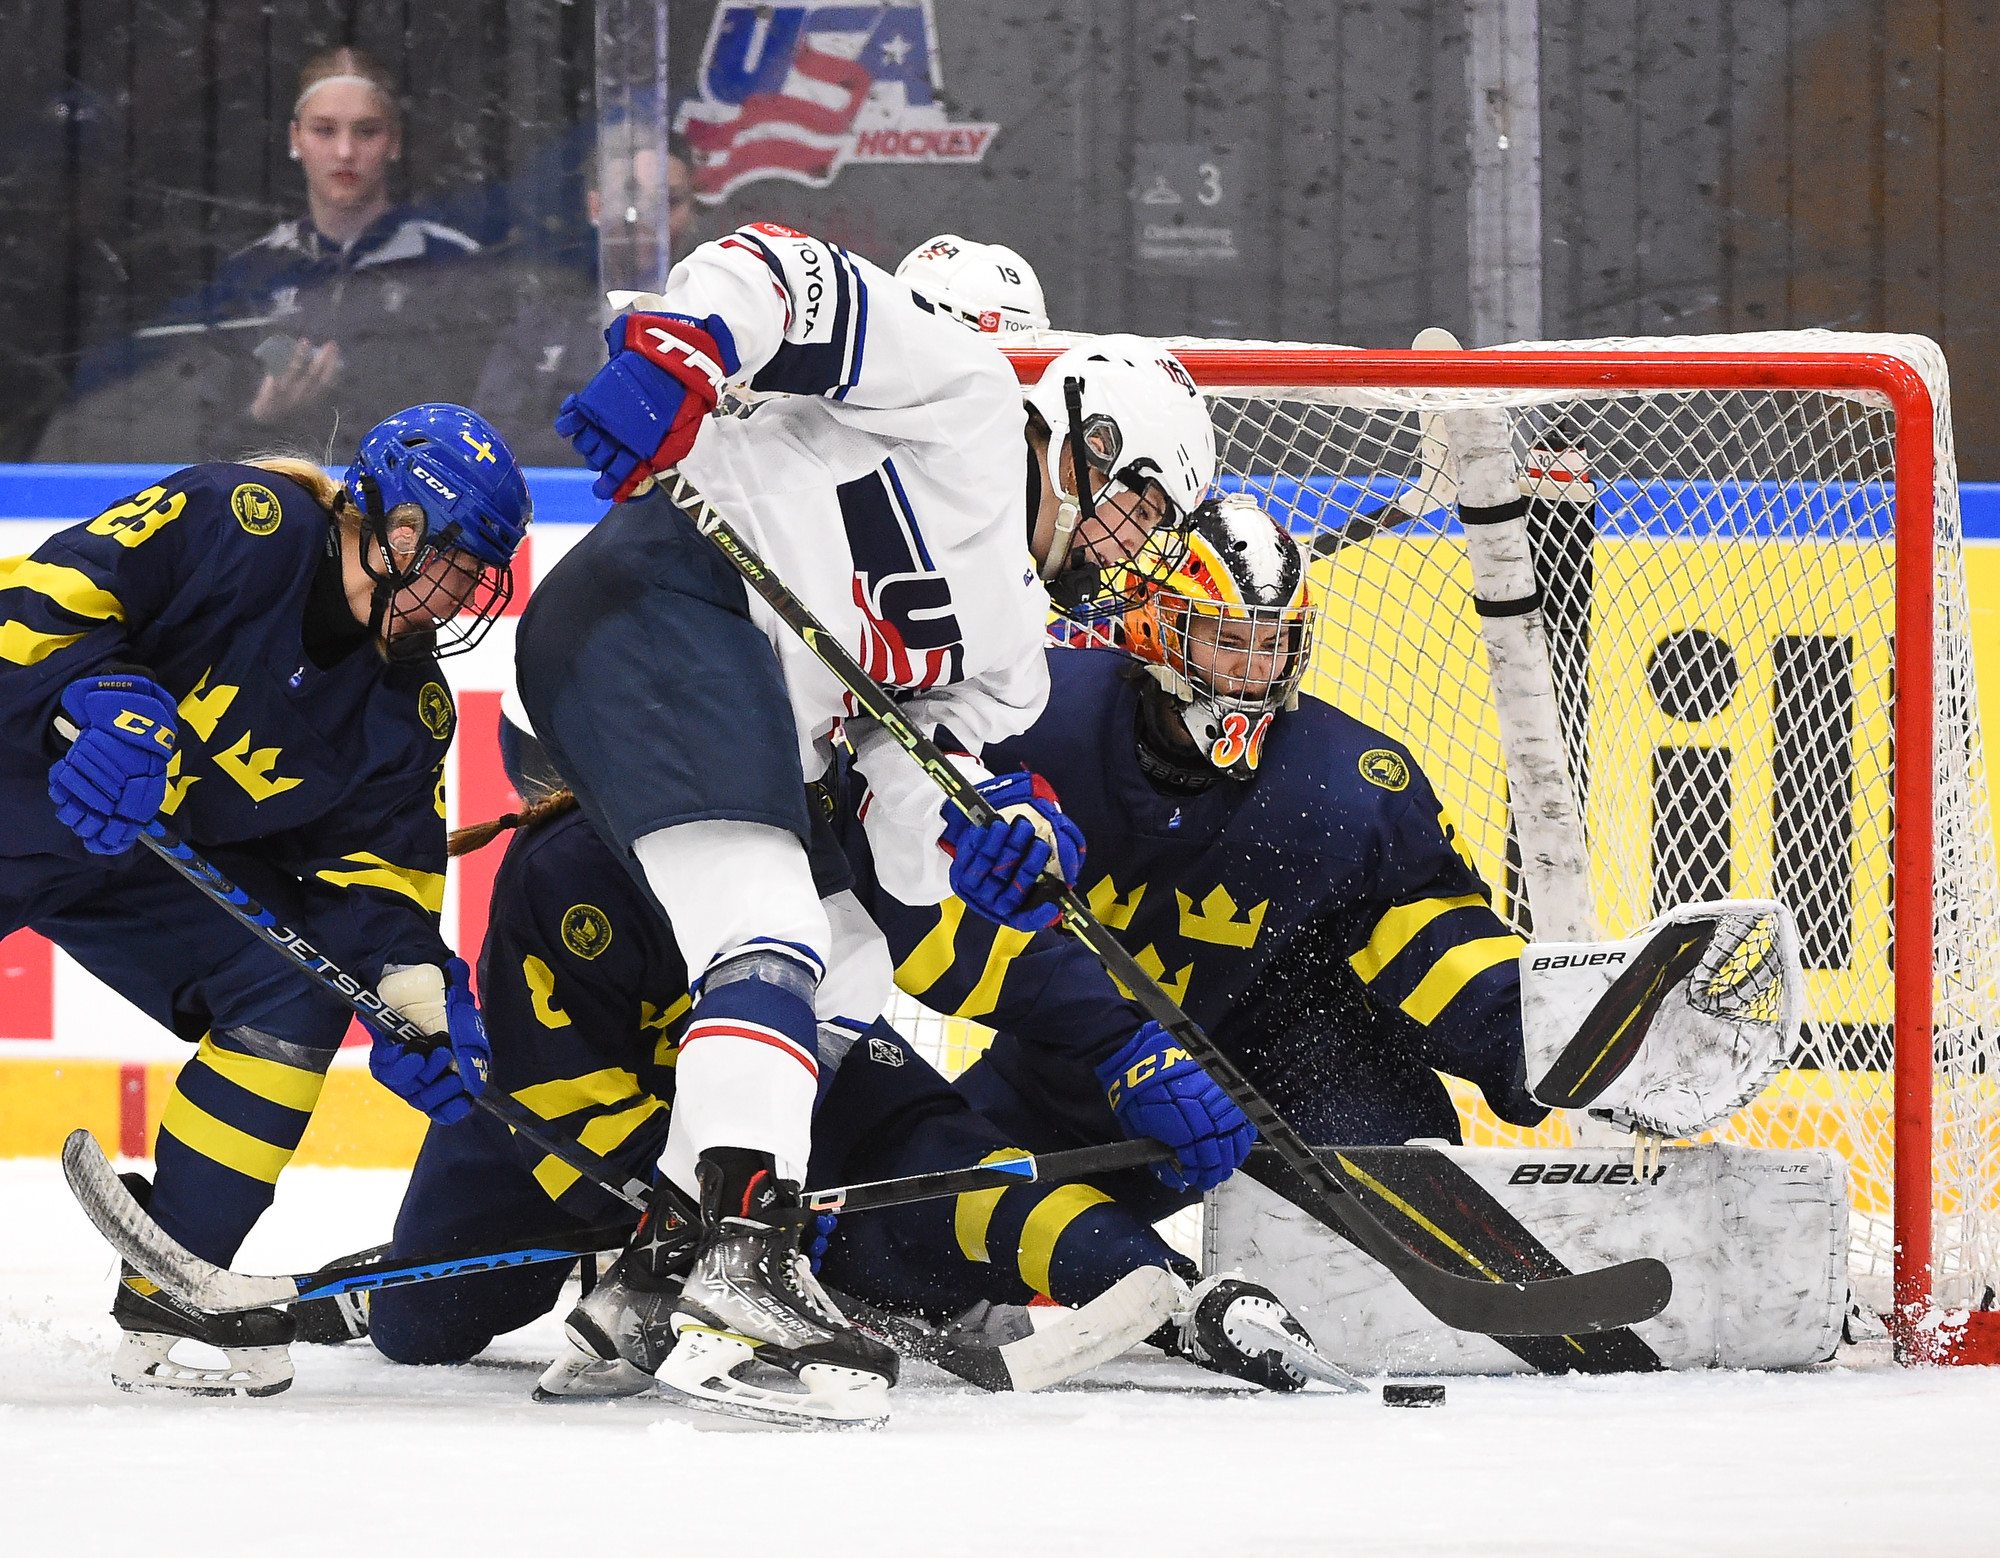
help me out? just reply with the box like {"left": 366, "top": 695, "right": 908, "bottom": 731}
{"left": 1024, "top": 335, "right": 1217, "bottom": 620}
{"left": 896, "top": 234, "right": 1049, "bottom": 337}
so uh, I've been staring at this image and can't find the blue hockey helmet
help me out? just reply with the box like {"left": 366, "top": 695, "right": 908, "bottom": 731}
{"left": 345, "top": 404, "right": 532, "bottom": 658}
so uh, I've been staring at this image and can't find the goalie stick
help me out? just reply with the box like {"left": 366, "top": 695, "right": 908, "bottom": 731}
{"left": 59, "top": 1127, "right": 1175, "bottom": 1314}
{"left": 642, "top": 465, "right": 1674, "bottom": 1338}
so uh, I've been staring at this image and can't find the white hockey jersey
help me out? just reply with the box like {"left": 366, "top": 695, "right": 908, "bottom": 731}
{"left": 644, "top": 223, "right": 1053, "bottom": 902}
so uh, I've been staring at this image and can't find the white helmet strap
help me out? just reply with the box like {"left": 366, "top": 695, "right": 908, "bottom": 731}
{"left": 1039, "top": 375, "right": 1098, "bottom": 584}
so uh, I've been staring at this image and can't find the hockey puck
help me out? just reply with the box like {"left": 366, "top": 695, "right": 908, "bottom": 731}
{"left": 1381, "top": 1383, "right": 1446, "bottom": 1408}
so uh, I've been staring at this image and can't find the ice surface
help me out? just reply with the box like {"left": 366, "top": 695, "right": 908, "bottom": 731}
{"left": 5, "top": 1160, "right": 1998, "bottom": 1558}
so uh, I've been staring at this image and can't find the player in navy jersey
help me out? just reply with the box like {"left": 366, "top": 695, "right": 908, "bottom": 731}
{"left": 343, "top": 789, "right": 1332, "bottom": 1399}
{"left": 0, "top": 403, "right": 529, "bottom": 1397}
{"left": 840, "top": 495, "right": 1552, "bottom": 1235}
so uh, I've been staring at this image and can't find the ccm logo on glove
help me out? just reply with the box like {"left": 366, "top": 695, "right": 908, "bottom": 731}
{"left": 1093, "top": 1021, "right": 1256, "bottom": 1194}
{"left": 48, "top": 672, "right": 180, "bottom": 855}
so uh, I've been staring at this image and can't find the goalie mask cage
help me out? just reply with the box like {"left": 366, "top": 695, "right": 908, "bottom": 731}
{"left": 921, "top": 330, "right": 1994, "bottom": 1364}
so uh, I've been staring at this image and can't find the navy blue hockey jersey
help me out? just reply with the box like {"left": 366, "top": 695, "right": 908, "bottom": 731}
{"left": 0, "top": 463, "right": 455, "bottom": 984}
{"left": 840, "top": 648, "right": 1549, "bottom": 1146}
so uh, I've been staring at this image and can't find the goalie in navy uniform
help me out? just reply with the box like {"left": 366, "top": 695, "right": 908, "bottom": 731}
{"left": 840, "top": 493, "right": 1552, "bottom": 1235}
{"left": 0, "top": 403, "right": 529, "bottom": 1397}
{"left": 506, "top": 219, "right": 1259, "bottom": 1426}
{"left": 844, "top": 494, "right": 1798, "bottom": 1254}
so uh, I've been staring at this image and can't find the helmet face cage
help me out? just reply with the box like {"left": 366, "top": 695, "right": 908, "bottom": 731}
{"left": 1124, "top": 496, "right": 1319, "bottom": 774}
{"left": 347, "top": 405, "right": 530, "bottom": 661}
{"left": 1047, "top": 411, "right": 1200, "bottom": 625}
{"left": 351, "top": 469, "right": 517, "bottom": 663}
{"left": 1155, "top": 591, "right": 1317, "bottom": 719}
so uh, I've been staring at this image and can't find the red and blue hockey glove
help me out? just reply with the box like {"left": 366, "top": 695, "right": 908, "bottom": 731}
{"left": 48, "top": 672, "right": 178, "bottom": 855}
{"left": 365, "top": 959, "right": 492, "bottom": 1126}
{"left": 1094, "top": 1022, "right": 1256, "bottom": 1194}
{"left": 553, "top": 311, "right": 739, "bottom": 502}
{"left": 939, "top": 771, "right": 1086, "bottom": 931}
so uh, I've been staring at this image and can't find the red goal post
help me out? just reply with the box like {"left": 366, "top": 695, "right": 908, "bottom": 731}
{"left": 1000, "top": 335, "right": 1998, "bottom": 1364}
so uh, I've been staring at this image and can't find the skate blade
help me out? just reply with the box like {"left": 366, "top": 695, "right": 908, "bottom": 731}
{"left": 534, "top": 1341, "right": 658, "bottom": 1402}
{"left": 1231, "top": 1311, "right": 1369, "bottom": 1395}
{"left": 111, "top": 1331, "right": 293, "bottom": 1399}
{"left": 656, "top": 1328, "right": 889, "bottom": 1430}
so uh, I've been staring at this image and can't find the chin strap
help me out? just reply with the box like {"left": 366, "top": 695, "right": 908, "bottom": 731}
{"left": 1039, "top": 375, "right": 1095, "bottom": 583}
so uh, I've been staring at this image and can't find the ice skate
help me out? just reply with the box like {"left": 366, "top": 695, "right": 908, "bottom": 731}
{"left": 655, "top": 1149, "right": 897, "bottom": 1429}
{"left": 536, "top": 1196, "right": 699, "bottom": 1401}
{"left": 1164, "top": 1273, "right": 1363, "bottom": 1394}
{"left": 112, "top": 1264, "right": 296, "bottom": 1398}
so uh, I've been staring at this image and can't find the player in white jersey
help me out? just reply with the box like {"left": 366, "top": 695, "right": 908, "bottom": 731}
{"left": 514, "top": 220, "right": 1243, "bottom": 1426}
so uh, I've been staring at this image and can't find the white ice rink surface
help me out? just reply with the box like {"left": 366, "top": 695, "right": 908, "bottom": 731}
{"left": 5, "top": 1160, "right": 1998, "bottom": 1558}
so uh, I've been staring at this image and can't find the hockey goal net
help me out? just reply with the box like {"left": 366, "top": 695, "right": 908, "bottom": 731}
{"left": 886, "top": 330, "right": 1998, "bottom": 1362}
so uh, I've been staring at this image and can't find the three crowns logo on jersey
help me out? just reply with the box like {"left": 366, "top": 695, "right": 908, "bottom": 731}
{"left": 679, "top": 2, "right": 999, "bottom": 203}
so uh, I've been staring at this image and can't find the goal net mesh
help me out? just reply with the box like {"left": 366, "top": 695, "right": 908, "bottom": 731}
{"left": 886, "top": 330, "right": 2000, "bottom": 1312}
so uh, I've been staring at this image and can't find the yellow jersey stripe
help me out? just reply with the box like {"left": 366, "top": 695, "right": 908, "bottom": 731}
{"left": 532, "top": 1096, "right": 667, "bottom": 1201}
{"left": 0, "top": 557, "right": 124, "bottom": 621}
{"left": 953, "top": 1149, "right": 1033, "bottom": 1264}
{"left": 1017, "top": 1182, "right": 1114, "bottom": 1298}
{"left": 191, "top": 1033, "right": 327, "bottom": 1113}
{"left": 1349, "top": 893, "right": 1490, "bottom": 984}
{"left": 894, "top": 899, "right": 969, "bottom": 997}
{"left": 315, "top": 853, "right": 447, "bottom": 914}
{"left": 158, "top": 1094, "right": 295, "bottom": 1184}
{"left": 956, "top": 925, "right": 1036, "bottom": 1019}
{"left": 0, "top": 620, "right": 89, "bottom": 666}
{"left": 512, "top": 1067, "right": 644, "bottom": 1121}
{"left": 1399, "top": 935, "right": 1526, "bottom": 1025}
{"left": 524, "top": 955, "right": 572, "bottom": 1029}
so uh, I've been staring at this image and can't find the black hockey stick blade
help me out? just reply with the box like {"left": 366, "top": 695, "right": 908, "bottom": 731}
{"left": 1243, "top": 1151, "right": 1673, "bottom": 1335}
{"left": 1536, "top": 917, "right": 1720, "bottom": 1108}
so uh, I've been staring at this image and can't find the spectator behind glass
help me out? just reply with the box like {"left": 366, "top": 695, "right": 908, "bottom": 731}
{"left": 472, "top": 129, "right": 699, "bottom": 468}
{"left": 36, "top": 47, "right": 499, "bottom": 465}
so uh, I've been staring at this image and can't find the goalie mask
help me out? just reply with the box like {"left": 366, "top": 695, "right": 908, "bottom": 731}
{"left": 1024, "top": 335, "right": 1216, "bottom": 624}
{"left": 1123, "top": 494, "right": 1316, "bottom": 780}
{"left": 343, "top": 403, "right": 531, "bottom": 660}
{"left": 896, "top": 234, "right": 1049, "bottom": 337}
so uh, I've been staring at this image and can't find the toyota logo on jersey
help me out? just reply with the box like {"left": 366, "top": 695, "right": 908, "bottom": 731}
{"left": 679, "top": 3, "right": 999, "bottom": 203}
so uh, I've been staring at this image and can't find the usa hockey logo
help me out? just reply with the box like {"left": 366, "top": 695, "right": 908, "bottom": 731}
{"left": 679, "top": 2, "right": 999, "bottom": 203}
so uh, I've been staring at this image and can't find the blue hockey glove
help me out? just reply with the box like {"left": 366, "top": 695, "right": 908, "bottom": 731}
{"left": 939, "top": 771, "right": 1086, "bottom": 931}
{"left": 553, "top": 312, "right": 737, "bottom": 501}
{"left": 365, "top": 959, "right": 491, "bottom": 1126}
{"left": 1094, "top": 1022, "right": 1256, "bottom": 1194}
{"left": 48, "top": 672, "right": 178, "bottom": 855}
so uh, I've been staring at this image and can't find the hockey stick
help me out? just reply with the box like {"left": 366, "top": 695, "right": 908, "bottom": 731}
{"left": 648, "top": 465, "right": 1673, "bottom": 1337}
{"left": 58, "top": 1127, "right": 1175, "bottom": 1313}
{"left": 41, "top": 741, "right": 658, "bottom": 1216}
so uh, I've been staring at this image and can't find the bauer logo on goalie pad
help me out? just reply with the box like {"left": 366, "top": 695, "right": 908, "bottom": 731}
{"left": 1508, "top": 1160, "right": 1666, "bottom": 1187}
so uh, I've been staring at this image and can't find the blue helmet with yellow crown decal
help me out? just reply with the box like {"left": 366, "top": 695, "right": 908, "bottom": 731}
{"left": 344, "top": 404, "right": 531, "bottom": 658}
